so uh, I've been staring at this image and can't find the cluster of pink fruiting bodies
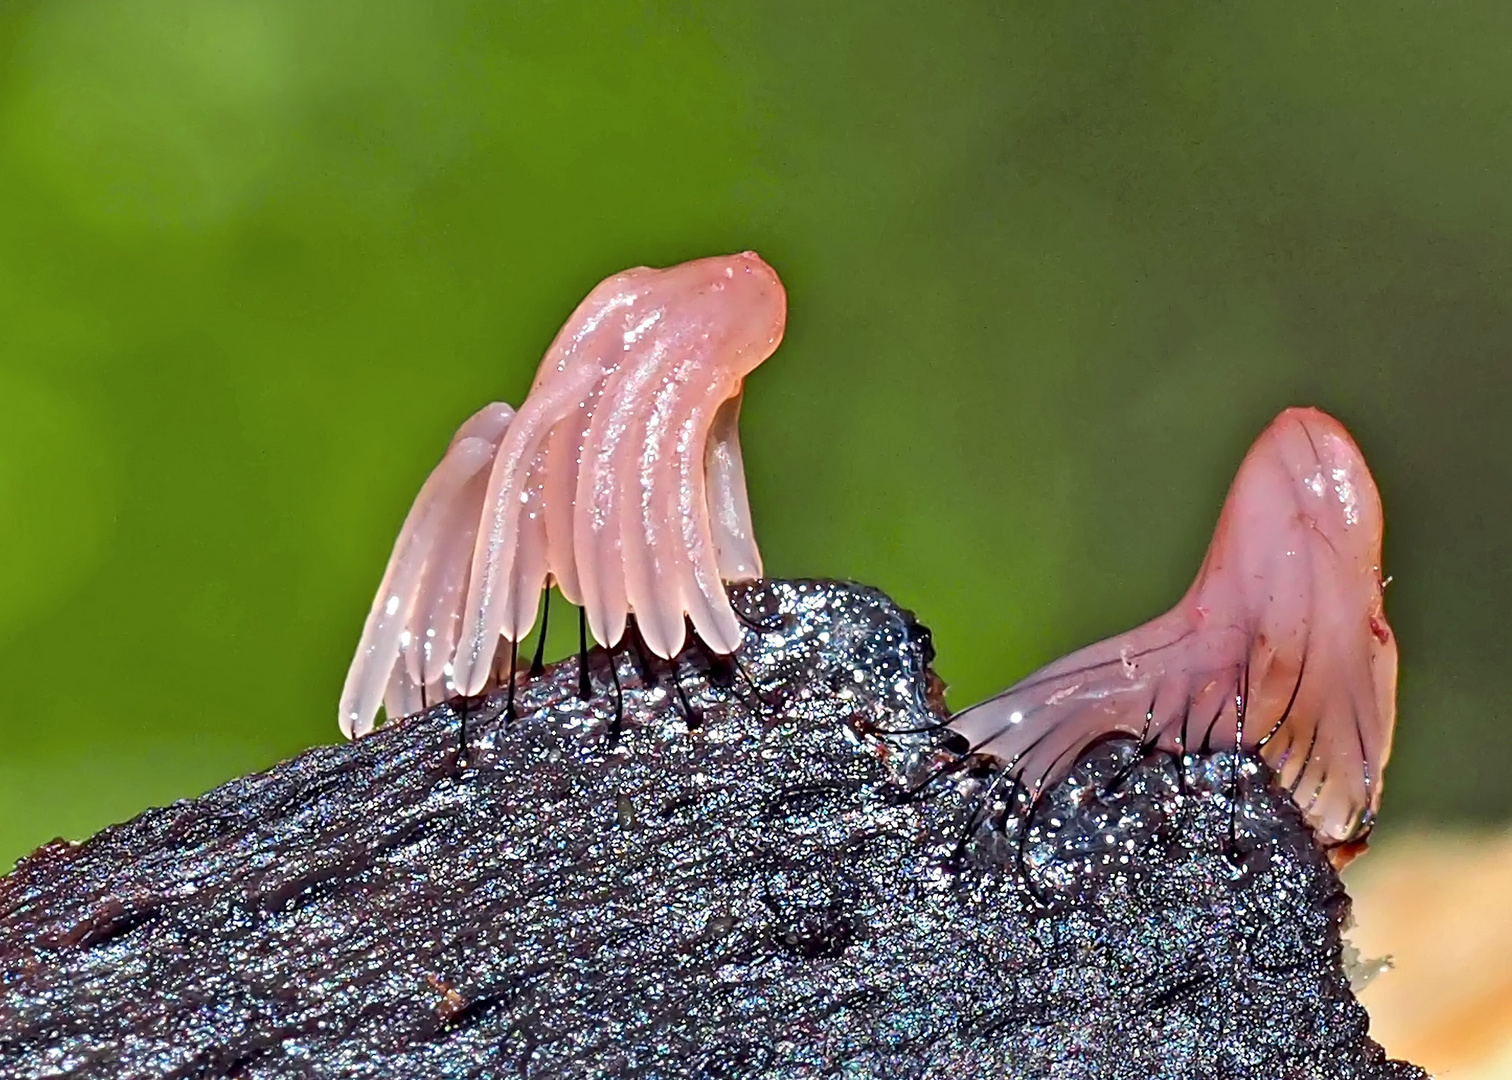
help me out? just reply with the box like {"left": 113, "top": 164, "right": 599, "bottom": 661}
{"left": 341, "top": 252, "right": 1399, "bottom": 852}
{"left": 339, "top": 252, "right": 784, "bottom": 738}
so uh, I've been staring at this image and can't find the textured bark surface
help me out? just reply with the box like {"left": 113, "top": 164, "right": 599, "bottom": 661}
{"left": 0, "top": 580, "right": 1423, "bottom": 1079}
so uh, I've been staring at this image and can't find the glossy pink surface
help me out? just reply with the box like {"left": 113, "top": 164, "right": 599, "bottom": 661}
{"left": 950, "top": 407, "right": 1398, "bottom": 845}
{"left": 339, "top": 253, "right": 785, "bottom": 737}
{"left": 338, "top": 403, "right": 514, "bottom": 737}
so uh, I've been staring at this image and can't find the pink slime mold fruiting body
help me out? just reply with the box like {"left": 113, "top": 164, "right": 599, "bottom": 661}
{"left": 949, "top": 407, "right": 1398, "bottom": 848}
{"left": 453, "top": 250, "right": 785, "bottom": 694}
{"left": 339, "top": 252, "right": 786, "bottom": 739}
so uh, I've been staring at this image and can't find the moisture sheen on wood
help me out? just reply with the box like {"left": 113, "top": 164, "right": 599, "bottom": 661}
{"left": 0, "top": 581, "right": 1423, "bottom": 1080}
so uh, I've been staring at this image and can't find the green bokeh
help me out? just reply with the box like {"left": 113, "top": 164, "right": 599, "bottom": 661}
{"left": 2, "top": 1, "right": 1510, "bottom": 864}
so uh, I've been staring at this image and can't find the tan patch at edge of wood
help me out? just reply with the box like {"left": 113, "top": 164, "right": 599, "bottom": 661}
{"left": 1345, "top": 829, "right": 1512, "bottom": 1078}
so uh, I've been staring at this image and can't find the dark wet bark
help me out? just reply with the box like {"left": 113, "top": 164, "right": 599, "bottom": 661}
{"left": 0, "top": 580, "right": 1422, "bottom": 1080}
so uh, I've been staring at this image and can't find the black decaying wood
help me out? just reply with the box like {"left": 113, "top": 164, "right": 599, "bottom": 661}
{"left": 0, "top": 580, "right": 1423, "bottom": 1079}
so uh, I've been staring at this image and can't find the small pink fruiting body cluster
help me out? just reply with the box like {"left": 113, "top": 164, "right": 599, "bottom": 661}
{"left": 949, "top": 407, "right": 1397, "bottom": 846}
{"left": 339, "top": 252, "right": 786, "bottom": 738}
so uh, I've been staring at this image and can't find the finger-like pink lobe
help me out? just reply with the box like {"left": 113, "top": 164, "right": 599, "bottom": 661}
{"left": 949, "top": 407, "right": 1398, "bottom": 846}
{"left": 338, "top": 404, "right": 515, "bottom": 738}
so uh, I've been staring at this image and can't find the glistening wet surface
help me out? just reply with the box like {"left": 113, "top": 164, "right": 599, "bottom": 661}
{"left": 0, "top": 581, "right": 1421, "bottom": 1079}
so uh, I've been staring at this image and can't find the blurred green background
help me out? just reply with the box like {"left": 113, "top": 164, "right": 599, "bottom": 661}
{"left": 1, "top": 1, "right": 1509, "bottom": 865}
